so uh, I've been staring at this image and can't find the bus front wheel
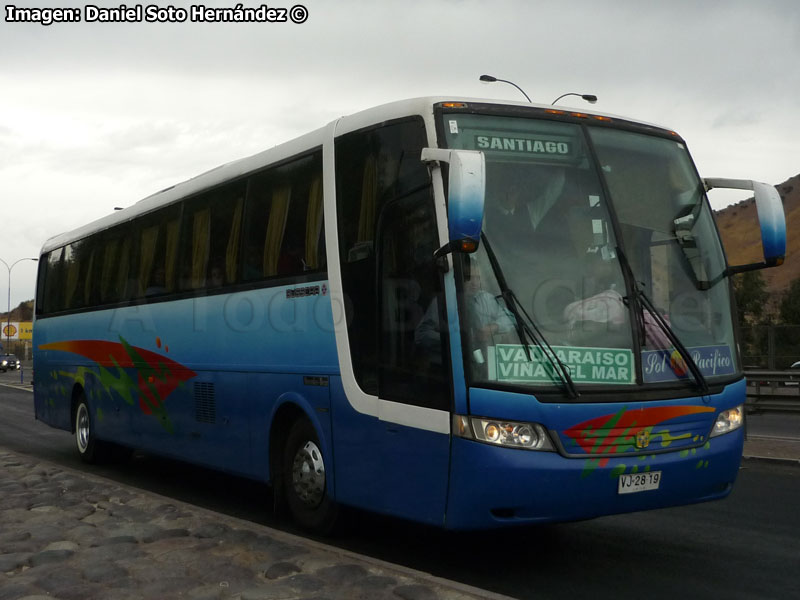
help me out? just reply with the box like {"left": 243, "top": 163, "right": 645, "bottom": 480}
{"left": 282, "top": 418, "right": 339, "bottom": 533}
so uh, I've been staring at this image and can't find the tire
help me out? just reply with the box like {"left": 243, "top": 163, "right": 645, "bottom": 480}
{"left": 282, "top": 418, "right": 339, "bottom": 533}
{"left": 74, "top": 395, "right": 103, "bottom": 464}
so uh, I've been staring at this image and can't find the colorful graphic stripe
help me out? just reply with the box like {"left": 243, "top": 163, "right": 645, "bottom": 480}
{"left": 563, "top": 405, "right": 717, "bottom": 476}
{"left": 40, "top": 337, "right": 196, "bottom": 432}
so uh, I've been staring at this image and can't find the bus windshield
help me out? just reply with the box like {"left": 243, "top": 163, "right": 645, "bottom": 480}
{"left": 441, "top": 112, "right": 737, "bottom": 390}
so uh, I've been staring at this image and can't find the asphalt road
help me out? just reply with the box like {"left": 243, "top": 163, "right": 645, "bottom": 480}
{"left": 1, "top": 381, "right": 799, "bottom": 600}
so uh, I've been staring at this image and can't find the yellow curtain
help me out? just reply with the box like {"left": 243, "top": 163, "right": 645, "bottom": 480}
{"left": 100, "top": 239, "right": 118, "bottom": 301}
{"left": 263, "top": 185, "right": 290, "bottom": 277}
{"left": 305, "top": 175, "right": 323, "bottom": 270}
{"left": 226, "top": 197, "right": 243, "bottom": 283}
{"left": 357, "top": 155, "right": 377, "bottom": 243}
{"left": 192, "top": 208, "right": 210, "bottom": 288}
{"left": 115, "top": 237, "right": 131, "bottom": 300}
{"left": 138, "top": 225, "right": 159, "bottom": 297}
{"left": 165, "top": 218, "right": 179, "bottom": 292}
{"left": 64, "top": 246, "right": 80, "bottom": 308}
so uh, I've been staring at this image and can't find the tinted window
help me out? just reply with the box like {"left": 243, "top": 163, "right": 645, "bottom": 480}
{"left": 242, "top": 151, "right": 324, "bottom": 281}
{"left": 41, "top": 248, "right": 64, "bottom": 314}
{"left": 63, "top": 239, "right": 96, "bottom": 310}
{"left": 38, "top": 151, "right": 325, "bottom": 316}
{"left": 96, "top": 222, "right": 134, "bottom": 305}
{"left": 178, "top": 183, "right": 246, "bottom": 291}
{"left": 132, "top": 205, "right": 181, "bottom": 298}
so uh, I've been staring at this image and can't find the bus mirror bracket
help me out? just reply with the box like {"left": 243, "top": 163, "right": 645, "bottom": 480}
{"left": 421, "top": 148, "right": 486, "bottom": 260}
{"left": 704, "top": 178, "right": 787, "bottom": 274}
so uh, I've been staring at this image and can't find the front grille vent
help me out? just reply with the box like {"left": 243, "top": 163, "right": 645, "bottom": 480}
{"left": 194, "top": 382, "right": 216, "bottom": 424}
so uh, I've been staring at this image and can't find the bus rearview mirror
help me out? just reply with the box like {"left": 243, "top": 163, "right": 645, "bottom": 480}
{"left": 704, "top": 178, "right": 786, "bottom": 273}
{"left": 421, "top": 148, "right": 486, "bottom": 256}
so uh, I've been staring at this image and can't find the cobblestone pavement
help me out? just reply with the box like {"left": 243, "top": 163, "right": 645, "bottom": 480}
{"left": 0, "top": 450, "right": 512, "bottom": 600}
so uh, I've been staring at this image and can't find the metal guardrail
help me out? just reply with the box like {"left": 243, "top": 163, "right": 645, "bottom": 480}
{"left": 744, "top": 370, "right": 800, "bottom": 413}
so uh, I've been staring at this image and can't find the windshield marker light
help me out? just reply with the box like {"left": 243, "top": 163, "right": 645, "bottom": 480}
{"left": 458, "top": 239, "right": 479, "bottom": 253}
{"left": 710, "top": 405, "right": 744, "bottom": 437}
{"left": 453, "top": 415, "right": 554, "bottom": 451}
{"left": 544, "top": 108, "right": 612, "bottom": 123}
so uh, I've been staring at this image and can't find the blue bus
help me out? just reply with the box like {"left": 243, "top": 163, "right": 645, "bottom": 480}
{"left": 33, "top": 97, "right": 786, "bottom": 531}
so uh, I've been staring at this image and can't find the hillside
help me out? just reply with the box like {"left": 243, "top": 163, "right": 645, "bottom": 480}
{"left": 0, "top": 300, "right": 33, "bottom": 322}
{"left": 714, "top": 173, "right": 800, "bottom": 297}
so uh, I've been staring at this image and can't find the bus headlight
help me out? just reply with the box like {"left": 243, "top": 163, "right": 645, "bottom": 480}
{"left": 453, "top": 415, "right": 554, "bottom": 451}
{"left": 710, "top": 405, "right": 744, "bottom": 438}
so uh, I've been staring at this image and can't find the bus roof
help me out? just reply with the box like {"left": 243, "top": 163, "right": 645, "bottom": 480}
{"left": 40, "top": 96, "right": 673, "bottom": 254}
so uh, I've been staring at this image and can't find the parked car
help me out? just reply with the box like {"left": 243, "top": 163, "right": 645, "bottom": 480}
{"left": 1, "top": 354, "right": 21, "bottom": 372}
{"left": 786, "top": 361, "right": 800, "bottom": 386}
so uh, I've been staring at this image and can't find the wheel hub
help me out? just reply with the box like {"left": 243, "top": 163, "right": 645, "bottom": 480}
{"left": 76, "top": 404, "right": 90, "bottom": 454}
{"left": 291, "top": 440, "right": 325, "bottom": 508}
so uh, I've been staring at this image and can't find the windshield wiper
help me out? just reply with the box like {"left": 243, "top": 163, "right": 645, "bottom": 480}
{"left": 616, "top": 246, "right": 710, "bottom": 395}
{"left": 481, "top": 233, "right": 579, "bottom": 399}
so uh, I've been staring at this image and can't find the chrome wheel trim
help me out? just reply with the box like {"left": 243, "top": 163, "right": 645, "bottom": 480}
{"left": 76, "top": 403, "right": 90, "bottom": 454}
{"left": 291, "top": 440, "right": 325, "bottom": 508}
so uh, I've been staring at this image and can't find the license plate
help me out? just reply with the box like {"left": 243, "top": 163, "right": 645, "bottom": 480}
{"left": 618, "top": 471, "right": 662, "bottom": 494}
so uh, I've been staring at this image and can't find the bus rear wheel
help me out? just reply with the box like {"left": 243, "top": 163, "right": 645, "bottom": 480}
{"left": 282, "top": 418, "right": 339, "bottom": 533}
{"left": 74, "top": 396, "right": 131, "bottom": 464}
{"left": 74, "top": 396, "right": 100, "bottom": 463}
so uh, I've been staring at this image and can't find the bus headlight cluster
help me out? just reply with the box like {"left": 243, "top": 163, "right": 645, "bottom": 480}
{"left": 710, "top": 405, "right": 744, "bottom": 438}
{"left": 453, "top": 415, "right": 554, "bottom": 451}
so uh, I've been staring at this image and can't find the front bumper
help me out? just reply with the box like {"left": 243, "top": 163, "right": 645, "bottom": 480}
{"left": 444, "top": 427, "right": 743, "bottom": 530}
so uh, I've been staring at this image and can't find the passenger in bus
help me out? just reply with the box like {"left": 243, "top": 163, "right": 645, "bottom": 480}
{"left": 209, "top": 263, "right": 225, "bottom": 288}
{"left": 415, "top": 258, "right": 515, "bottom": 363}
{"left": 486, "top": 169, "right": 570, "bottom": 258}
{"left": 145, "top": 266, "right": 167, "bottom": 296}
{"left": 526, "top": 167, "right": 566, "bottom": 232}
{"left": 485, "top": 183, "right": 534, "bottom": 242}
{"left": 243, "top": 244, "right": 263, "bottom": 280}
{"left": 278, "top": 240, "right": 306, "bottom": 275}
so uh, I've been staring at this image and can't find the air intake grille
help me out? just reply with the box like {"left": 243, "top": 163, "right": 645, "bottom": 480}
{"left": 194, "top": 382, "right": 216, "bottom": 424}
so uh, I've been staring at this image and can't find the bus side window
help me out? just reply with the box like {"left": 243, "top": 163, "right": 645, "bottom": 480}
{"left": 98, "top": 232, "right": 125, "bottom": 305}
{"left": 242, "top": 151, "right": 322, "bottom": 282}
{"left": 177, "top": 186, "right": 243, "bottom": 292}
{"left": 207, "top": 184, "right": 246, "bottom": 287}
{"left": 63, "top": 241, "right": 86, "bottom": 310}
{"left": 132, "top": 205, "right": 181, "bottom": 298}
{"left": 42, "top": 247, "right": 65, "bottom": 314}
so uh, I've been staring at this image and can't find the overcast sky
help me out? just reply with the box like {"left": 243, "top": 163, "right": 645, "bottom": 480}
{"left": 1, "top": 0, "right": 798, "bottom": 310}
